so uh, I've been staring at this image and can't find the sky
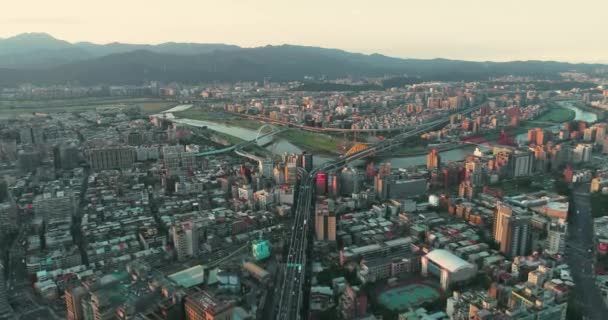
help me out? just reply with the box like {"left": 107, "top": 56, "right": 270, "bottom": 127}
{"left": 1, "top": 0, "right": 607, "bottom": 63}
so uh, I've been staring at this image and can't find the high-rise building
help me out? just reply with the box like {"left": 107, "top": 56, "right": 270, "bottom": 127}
{"left": 315, "top": 209, "right": 336, "bottom": 241}
{"left": 509, "top": 151, "right": 533, "bottom": 177}
{"left": 547, "top": 219, "right": 567, "bottom": 255}
{"left": 284, "top": 162, "right": 297, "bottom": 185}
{"left": 594, "top": 123, "right": 607, "bottom": 145}
{"left": 583, "top": 127, "right": 595, "bottom": 142}
{"left": 88, "top": 146, "right": 135, "bottom": 171}
{"left": 426, "top": 148, "right": 441, "bottom": 170}
{"left": 327, "top": 170, "right": 340, "bottom": 198}
{"left": 458, "top": 180, "right": 474, "bottom": 199}
{"left": 172, "top": 221, "right": 199, "bottom": 261}
{"left": 340, "top": 167, "right": 360, "bottom": 196}
{"left": 315, "top": 171, "right": 327, "bottom": 195}
{"left": 185, "top": 290, "right": 233, "bottom": 320}
{"left": 374, "top": 175, "right": 388, "bottom": 200}
{"left": 527, "top": 128, "right": 546, "bottom": 145}
{"left": 533, "top": 146, "right": 547, "bottom": 173}
{"left": 301, "top": 151, "right": 313, "bottom": 172}
{"left": 273, "top": 165, "right": 285, "bottom": 185}
{"left": 258, "top": 159, "right": 274, "bottom": 178}
{"left": 494, "top": 203, "right": 532, "bottom": 257}
{"left": 572, "top": 144, "right": 592, "bottom": 163}
{"left": 54, "top": 142, "right": 80, "bottom": 170}
{"left": 448, "top": 96, "right": 464, "bottom": 109}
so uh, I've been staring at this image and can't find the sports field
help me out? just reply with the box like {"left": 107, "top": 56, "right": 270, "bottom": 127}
{"left": 377, "top": 282, "right": 441, "bottom": 312}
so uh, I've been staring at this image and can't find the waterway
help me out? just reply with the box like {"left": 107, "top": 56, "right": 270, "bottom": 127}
{"left": 172, "top": 118, "right": 333, "bottom": 165}
{"left": 514, "top": 100, "right": 598, "bottom": 144}
{"left": 174, "top": 101, "right": 597, "bottom": 168}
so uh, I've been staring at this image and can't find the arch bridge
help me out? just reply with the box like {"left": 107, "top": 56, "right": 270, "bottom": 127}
{"left": 194, "top": 123, "right": 285, "bottom": 157}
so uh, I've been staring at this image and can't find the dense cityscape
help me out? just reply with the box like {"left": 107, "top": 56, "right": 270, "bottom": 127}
{"left": 2, "top": 0, "right": 608, "bottom": 317}
{"left": 0, "top": 71, "right": 607, "bottom": 320}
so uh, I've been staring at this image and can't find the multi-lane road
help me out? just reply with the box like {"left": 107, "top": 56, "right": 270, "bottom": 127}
{"left": 566, "top": 185, "right": 608, "bottom": 320}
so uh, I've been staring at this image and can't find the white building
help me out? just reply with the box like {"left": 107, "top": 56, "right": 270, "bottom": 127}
{"left": 171, "top": 221, "right": 199, "bottom": 261}
{"left": 421, "top": 249, "right": 477, "bottom": 290}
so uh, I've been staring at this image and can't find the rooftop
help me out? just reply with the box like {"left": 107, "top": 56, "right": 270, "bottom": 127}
{"left": 168, "top": 265, "right": 205, "bottom": 288}
{"left": 426, "top": 249, "right": 475, "bottom": 273}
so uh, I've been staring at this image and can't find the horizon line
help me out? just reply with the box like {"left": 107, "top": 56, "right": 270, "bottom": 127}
{"left": 2, "top": 31, "right": 608, "bottom": 66}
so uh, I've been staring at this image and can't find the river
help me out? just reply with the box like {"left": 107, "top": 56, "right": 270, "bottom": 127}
{"left": 514, "top": 100, "right": 598, "bottom": 144}
{"left": 174, "top": 101, "right": 597, "bottom": 168}
{"left": 172, "top": 118, "right": 333, "bottom": 165}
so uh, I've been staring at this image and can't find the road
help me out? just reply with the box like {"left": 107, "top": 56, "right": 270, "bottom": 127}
{"left": 275, "top": 176, "right": 313, "bottom": 320}
{"left": 272, "top": 105, "right": 481, "bottom": 319}
{"left": 566, "top": 185, "right": 608, "bottom": 320}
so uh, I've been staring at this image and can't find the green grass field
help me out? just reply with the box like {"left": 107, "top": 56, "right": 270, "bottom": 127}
{"left": 279, "top": 129, "right": 342, "bottom": 154}
{"left": 536, "top": 105, "right": 575, "bottom": 123}
{"left": 0, "top": 97, "right": 174, "bottom": 115}
{"left": 377, "top": 283, "right": 441, "bottom": 312}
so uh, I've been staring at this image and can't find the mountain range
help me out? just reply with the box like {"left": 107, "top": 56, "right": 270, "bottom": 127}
{"left": 0, "top": 33, "right": 605, "bottom": 87}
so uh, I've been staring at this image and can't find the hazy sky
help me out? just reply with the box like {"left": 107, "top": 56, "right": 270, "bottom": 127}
{"left": 1, "top": 0, "right": 607, "bottom": 62}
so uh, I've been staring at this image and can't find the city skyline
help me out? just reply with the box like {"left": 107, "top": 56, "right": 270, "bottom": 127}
{"left": 1, "top": 0, "right": 607, "bottom": 63}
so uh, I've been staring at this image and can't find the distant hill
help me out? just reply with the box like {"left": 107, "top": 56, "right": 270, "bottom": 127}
{"left": 0, "top": 33, "right": 605, "bottom": 86}
{"left": 0, "top": 32, "right": 240, "bottom": 69}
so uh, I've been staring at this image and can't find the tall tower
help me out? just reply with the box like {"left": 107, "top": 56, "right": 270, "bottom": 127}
{"left": 427, "top": 148, "right": 441, "bottom": 170}
{"left": 315, "top": 209, "right": 336, "bottom": 241}
{"left": 494, "top": 203, "right": 531, "bottom": 257}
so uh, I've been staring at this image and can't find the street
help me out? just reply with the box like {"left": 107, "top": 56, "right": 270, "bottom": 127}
{"left": 565, "top": 185, "right": 608, "bottom": 320}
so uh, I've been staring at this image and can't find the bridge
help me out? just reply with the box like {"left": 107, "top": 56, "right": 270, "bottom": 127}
{"left": 191, "top": 124, "right": 284, "bottom": 157}
{"left": 344, "top": 143, "right": 369, "bottom": 156}
{"left": 273, "top": 104, "right": 481, "bottom": 320}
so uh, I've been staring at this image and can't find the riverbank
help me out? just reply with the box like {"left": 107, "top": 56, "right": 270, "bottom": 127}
{"left": 568, "top": 100, "right": 606, "bottom": 121}
{"left": 175, "top": 109, "right": 344, "bottom": 156}
{"left": 536, "top": 102, "right": 576, "bottom": 122}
